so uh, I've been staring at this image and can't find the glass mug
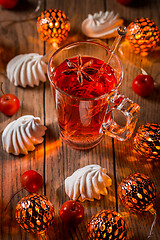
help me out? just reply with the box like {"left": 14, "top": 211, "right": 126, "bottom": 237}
{"left": 47, "top": 41, "right": 140, "bottom": 149}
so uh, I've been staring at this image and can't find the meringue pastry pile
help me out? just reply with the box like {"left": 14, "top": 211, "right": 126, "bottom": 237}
{"left": 81, "top": 11, "right": 123, "bottom": 39}
{"left": 2, "top": 115, "right": 47, "bottom": 155}
{"left": 65, "top": 164, "right": 112, "bottom": 202}
{"left": 7, "top": 53, "right": 47, "bottom": 87}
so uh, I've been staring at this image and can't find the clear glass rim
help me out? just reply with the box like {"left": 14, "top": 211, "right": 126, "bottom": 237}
{"left": 47, "top": 40, "right": 123, "bottom": 101}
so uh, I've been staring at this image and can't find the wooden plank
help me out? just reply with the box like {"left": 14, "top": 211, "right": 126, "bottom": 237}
{"left": 107, "top": 0, "right": 160, "bottom": 239}
{"left": 45, "top": 0, "right": 116, "bottom": 239}
{"left": 0, "top": 1, "right": 45, "bottom": 239}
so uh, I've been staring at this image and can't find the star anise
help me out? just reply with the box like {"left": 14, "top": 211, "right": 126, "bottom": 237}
{"left": 62, "top": 55, "right": 98, "bottom": 84}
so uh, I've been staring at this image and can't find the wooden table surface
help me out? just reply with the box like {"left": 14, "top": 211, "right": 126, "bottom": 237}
{"left": 0, "top": 0, "right": 160, "bottom": 239}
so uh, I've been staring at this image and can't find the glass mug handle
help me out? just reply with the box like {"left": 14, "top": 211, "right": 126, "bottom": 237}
{"left": 100, "top": 93, "right": 140, "bottom": 141}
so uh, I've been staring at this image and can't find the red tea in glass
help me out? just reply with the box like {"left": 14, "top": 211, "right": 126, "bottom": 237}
{"left": 48, "top": 41, "right": 140, "bottom": 149}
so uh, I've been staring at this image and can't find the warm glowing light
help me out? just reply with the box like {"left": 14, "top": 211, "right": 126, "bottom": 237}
{"left": 37, "top": 9, "right": 70, "bottom": 44}
{"left": 15, "top": 193, "right": 54, "bottom": 234}
{"left": 133, "top": 123, "right": 160, "bottom": 161}
{"left": 87, "top": 210, "right": 127, "bottom": 240}
{"left": 126, "top": 18, "right": 160, "bottom": 56}
{"left": 118, "top": 173, "right": 156, "bottom": 213}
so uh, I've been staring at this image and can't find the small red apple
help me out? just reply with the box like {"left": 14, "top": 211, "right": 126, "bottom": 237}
{"left": 116, "top": 0, "right": 132, "bottom": 5}
{"left": 5, "top": 170, "right": 43, "bottom": 211}
{"left": 132, "top": 74, "right": 154, "bottom": 97}
{"left": 60, "top": 200, "right": 84, "bottom": 225}
{"left": 21, "top": 170, "right": 43, "bottom": 193}
{"left": 0, "top": 93, "right": 20, "bottom": 116}
{"left": 0, "top": 0, "right": 19, "bottom": 9}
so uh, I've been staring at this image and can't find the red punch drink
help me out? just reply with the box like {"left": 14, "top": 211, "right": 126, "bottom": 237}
{"left": 48, "top": 41, "right": 140, "bottom": 149}
{"left": 53, "top": 56, "right": 117, "bottom": 98}
{"left": 51, "top": 55, "right": 117, "bottom": 149}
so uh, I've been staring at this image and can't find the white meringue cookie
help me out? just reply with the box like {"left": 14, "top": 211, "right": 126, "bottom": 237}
{"left": 65, "top": 164, "right": 112, "bottom": 202}
{"left": 81, "top": 11, "right": 124, "bottom": 39}
{"left": 2, "top": 115, "right": 47, "bottom": 155}
{"left": 7, "top": 53, "right": 47, "bottom": 87}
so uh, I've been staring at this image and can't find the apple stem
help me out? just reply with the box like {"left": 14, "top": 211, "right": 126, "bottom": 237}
{"left": 76, "top": 194, "right": 81, "bottom": 202}
{"left": 0, "top": 82, "right": 5, "bottom": 95}
{"left": 140, "top": 58, "right": 142, "bottom": 69}
{"left": 72, "top": 194, "right": 81, "bottom": 210}
{"left": 4, "top": 187, "right": 24, "bottom": 212}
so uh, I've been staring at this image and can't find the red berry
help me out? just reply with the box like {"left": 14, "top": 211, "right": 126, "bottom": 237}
{"left": 0, "top": 94, "right": 20, "bottom": 116}
{"left": 116, "top": 0, "right": 132, "bottom": 5}
{"left": 132, "top": 74, "right": 154, "bottom": 97}
{"left": 60, "top": 200, "right": 84, "bottom": 225}
{"left": 21, "top": 170, "right": 43, "bottom": 193}
{"left": 0, "top": 0, "right": 19, "bottom": 9}
{"left": 4, "top": 170, "right": 43, "bottom": 211}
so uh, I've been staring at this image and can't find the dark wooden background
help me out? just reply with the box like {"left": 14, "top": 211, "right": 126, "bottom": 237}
{"left": 0, "top": 0, "right": 160, "bottom": 239}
